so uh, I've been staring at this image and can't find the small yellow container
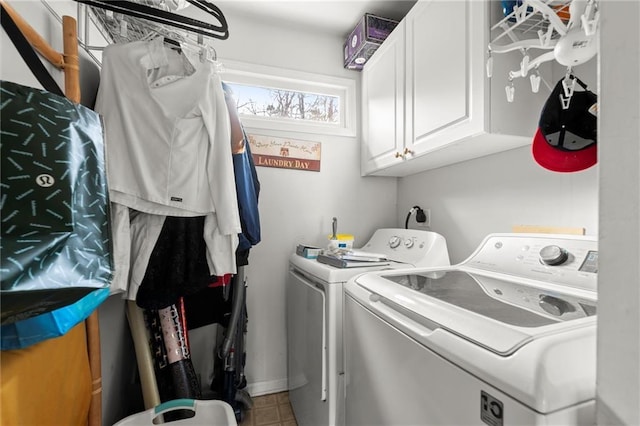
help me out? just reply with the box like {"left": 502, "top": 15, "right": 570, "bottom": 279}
{"left": 327, "top": 234, "right": 355, "bottom": 251}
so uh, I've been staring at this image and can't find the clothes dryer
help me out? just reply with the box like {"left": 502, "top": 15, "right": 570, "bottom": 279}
{"left": 344, "top": 233, "right": 598, "bottom": 425}
{"left": 286, "top": 229, "right": 449, "bottom": 426}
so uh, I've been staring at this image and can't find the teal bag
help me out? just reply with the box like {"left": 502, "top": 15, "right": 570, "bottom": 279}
{"left": 1, "top": 80, "right": 113, "bottom": 325}
{"left": 0, "top": 287, "right": 110, "bottom": 349}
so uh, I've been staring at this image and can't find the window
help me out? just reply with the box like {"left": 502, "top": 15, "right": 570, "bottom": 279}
{"left": 227, "top": 82, "right": 340, "bottom": 125}
{"left": 221, "top": 60, "right": 356, "bottom": 137}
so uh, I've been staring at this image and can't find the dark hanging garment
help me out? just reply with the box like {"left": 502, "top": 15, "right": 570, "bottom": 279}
{"left": 233, "top": 135, "right": 261, "bottom": 266}
{"left": 222, "top": 82, "right": 261, "bottom": 266}
{"left": 135, "top": 216, "right": 216, "bottom": 310}
{"left": 183, "top": 283, "right": 233, "bottom": 330}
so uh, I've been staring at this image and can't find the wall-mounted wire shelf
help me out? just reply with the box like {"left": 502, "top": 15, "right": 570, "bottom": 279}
{"left": 60, "top": 0, "right": 222, "bottom": 70}
{"left": 39, "top": 0, "right": 225, "bottom": 66}
{"left": 487, "top": 0, "right": 599, "bottom": 103}
{"left": 491, "top": 0, "right": 571, "bottom": 46}
{"left": 87, "top": 4, "right": 185, "bottom": 45}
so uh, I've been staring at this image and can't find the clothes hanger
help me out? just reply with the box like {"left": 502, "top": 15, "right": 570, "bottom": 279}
{"left": 72, "top": 0, "right": 229, "bottom": 40}
{"left": 163, "top": 36, "right": 182, "bottom": 51}
{"left": 162, "top": 35, "right": 219, "bottom": 65}
{"left": 161, "top": 32, "right": 218, "bottom": 64}
{"left": 81, "top": 2, "right": 220, "bottom": 64}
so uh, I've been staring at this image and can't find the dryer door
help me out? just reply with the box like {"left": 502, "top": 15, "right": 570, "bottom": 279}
{"left": 287, "top": 267, "right": 328, "bottom": 423}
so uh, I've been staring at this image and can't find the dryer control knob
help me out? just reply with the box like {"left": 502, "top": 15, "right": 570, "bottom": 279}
{"left": 539, "top": 245, "right": 569, "bottom": 265}
{"left": 389, "top": 236, "right": 401, "bottom": 249}
{"left": 404, "top": 238, "right": 415, "bottom": 248}
{"left": 539, "top": 295, "right": 575, "bottom": 316}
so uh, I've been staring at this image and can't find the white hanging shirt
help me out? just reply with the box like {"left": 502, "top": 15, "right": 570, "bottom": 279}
{"left": 97, "top": 38, "right": 241, "bottom": 277}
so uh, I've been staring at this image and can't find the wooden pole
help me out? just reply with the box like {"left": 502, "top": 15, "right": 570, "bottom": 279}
{"left": 0, "top": 0, "right": 64, "bottom": 68}
{"left": 126, "top": 301, "right": 162, "bottom": 410}
{"left": 1, "top": 1, "right": 81, "bottom": 102}
{"left": 62, "top": 15, "right": 80, "bottom": 103}
{"left": 60, "top": 13, "right": 97, "bottom": 424}
{"left": 86, "top": 311, "right": 102, "bottom": 426}
{"left": 61, "top": 14, "right": 96, "bottom": 426}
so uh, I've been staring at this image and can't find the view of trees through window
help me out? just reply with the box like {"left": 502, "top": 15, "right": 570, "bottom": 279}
{"left": 226, "top": 82, "right": 340, "bottom": 125}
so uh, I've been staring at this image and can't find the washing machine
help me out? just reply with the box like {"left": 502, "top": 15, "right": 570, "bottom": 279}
{"left": 286, "top": 228, "right": 450, "bottom": 426}
{"left": 344, "top": 233, "right": 598, "bottom": 425}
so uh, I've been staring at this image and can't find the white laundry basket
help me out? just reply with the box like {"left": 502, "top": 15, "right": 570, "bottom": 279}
{"left": 113, "top": 399, "right": 237, "bottom": 426}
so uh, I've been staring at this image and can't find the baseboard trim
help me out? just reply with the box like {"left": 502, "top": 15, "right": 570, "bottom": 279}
{"left": 247, "top": 378, "right": 288, "bottom": 397}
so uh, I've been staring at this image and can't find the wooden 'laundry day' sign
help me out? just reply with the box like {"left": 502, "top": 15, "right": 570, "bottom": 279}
{"left": 247, "top": 134, "right": 321, "bottom": 172}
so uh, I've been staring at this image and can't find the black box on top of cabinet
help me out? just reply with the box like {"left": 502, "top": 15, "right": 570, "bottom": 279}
{"left": 343, "top": 13, "right": 399, "bottom": 71}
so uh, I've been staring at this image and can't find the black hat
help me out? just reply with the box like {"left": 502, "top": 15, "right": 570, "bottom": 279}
{"left": 532, "top": 76, "right": 598, "bottom": 172}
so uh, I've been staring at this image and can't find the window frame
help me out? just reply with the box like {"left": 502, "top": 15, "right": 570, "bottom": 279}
{"left": 221, "top": 60, "right": 357, "bottom": 137}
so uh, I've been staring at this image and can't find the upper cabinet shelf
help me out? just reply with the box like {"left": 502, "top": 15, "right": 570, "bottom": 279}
{"left": 361, "top": 0, "right": 551, "bottom": 177}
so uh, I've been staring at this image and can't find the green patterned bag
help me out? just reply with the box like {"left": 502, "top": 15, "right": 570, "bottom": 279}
{"left": 1, "top": 80, "right": 112, "bottom": 324}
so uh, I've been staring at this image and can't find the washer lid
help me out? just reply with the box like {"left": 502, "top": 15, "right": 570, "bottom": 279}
{"left": 290, "top": 254, "right": 393, "bottom": 283}
{"left": 352, "top": 269, "right": 596, "bottom": 356}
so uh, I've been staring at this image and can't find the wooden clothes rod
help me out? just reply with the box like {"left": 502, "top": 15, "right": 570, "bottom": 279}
{"left": 1, "top": 0, "right": 62, "bottom": 66}
{"left": 0, "top": 0, "right": 80, "bottom": 102}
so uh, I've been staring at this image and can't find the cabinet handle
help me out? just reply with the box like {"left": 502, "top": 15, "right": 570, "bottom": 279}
{"left": 404, "top": 148, "right": 414, "bottom": 156}
{"left": 395, "top": 151, "right": 404, "bottom": 159}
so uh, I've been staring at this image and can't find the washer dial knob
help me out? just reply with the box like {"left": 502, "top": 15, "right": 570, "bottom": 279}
{"left": 539, "top": 245, "right": 569, "bottom": 266}
{"left": 539, "top": 295, "right": 575, "bottom": 316}
{"left": 404, "top": 238, "right": 415, "bottom": 248}
{"left": 389, "top": 236, "right": 401, "bottom": 249}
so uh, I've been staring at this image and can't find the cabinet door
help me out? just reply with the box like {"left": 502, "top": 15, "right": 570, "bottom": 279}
{"left": 361, "top": 20, "right": 406, "bottom": 175}
{"left": 406, "top": 0, "right": 486, "bottom": 156}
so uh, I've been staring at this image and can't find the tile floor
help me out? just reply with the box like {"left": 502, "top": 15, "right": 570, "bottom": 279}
{"left": 239, "top": 391, "right": 297, "bottom": 426}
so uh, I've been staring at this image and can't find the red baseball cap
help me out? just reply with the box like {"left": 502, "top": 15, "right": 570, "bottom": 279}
{"left": 532, "top": 128, "right": 597, "bottom": 173}
{"left": 532, "top": 76, "right": 598, "bottom": 173}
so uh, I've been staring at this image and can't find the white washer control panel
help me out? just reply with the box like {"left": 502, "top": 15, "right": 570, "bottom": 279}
{"left": 539, "top": 245, "right": 569, "bottom": 265}
{"left": 466, "top": 234, "right": 598, "bottom": 293}
{"left": 360, "top": 228, "right": 450, "bottom": 268}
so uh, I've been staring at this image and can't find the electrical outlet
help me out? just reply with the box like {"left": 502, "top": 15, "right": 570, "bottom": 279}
{"left": 417, "top": 209, "right": 431, "bottom": 228}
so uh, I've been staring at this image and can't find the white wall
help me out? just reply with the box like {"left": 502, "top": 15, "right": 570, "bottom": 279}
{"left": 597, "top": 1, "right": 640, "bottom": 424}
{"left": 398, "top": 145, "right": 598, "bottom": 263}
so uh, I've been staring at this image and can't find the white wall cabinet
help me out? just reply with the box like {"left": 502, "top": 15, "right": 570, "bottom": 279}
{"left": 361, "top": 19, "right": 406, "bottom": 173}
{"left": 361, "top": 0, "right": 549, "bottom": 177}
